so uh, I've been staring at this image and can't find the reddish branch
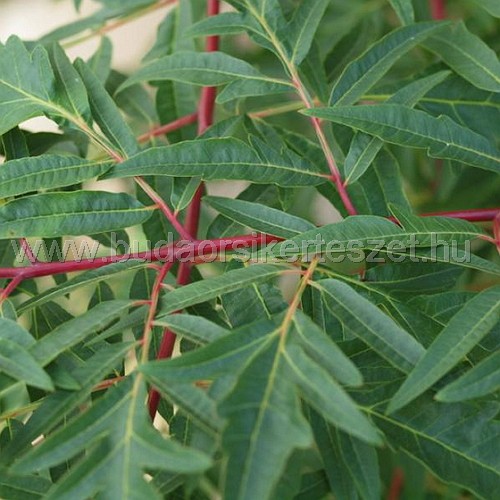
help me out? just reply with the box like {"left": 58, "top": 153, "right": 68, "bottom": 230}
{"left": 148, "top": 0, "right": 221, "bottom": 420}
{"left": 0, "top": 234, "right": 276, "bottom": 281}
{"left": 430, "top": 0, "right": 447, "bottom": 20}
{"left": 387, "top": 468, "right": 405, "bottom": 500}
{"left": 135, "top": 176, "right": 192, "bottom": 240}
{"left": 423, "top": 208, "right": 500, "bottom": 222}
{"left": 137, "top": 112, "right": 198, "bottom": 143}
{"left": 0, "top": 208, "right": 498, "bottom": 284}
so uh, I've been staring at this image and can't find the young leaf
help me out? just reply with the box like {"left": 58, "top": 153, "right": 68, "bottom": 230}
{"left": 388, "top": 285, "right": 500, "bottom": 413}
{"left": 204, "top": 196, "right": 315, "bottom": 238}
{"left": 329, "top": 22, "right": 445, "bottom": 106}
{"left": 306, "top": 105, "right": 500, "bottom": 174}
{"left": 423, "top": 22, "right": 500, "bottom": 93}
{"left": 436, "top": 351, "right": 500, "bottom": 402}
{"left": 106, "top": 138, "right": 325, "bottom": 187}
{"left": 0, "top": 156, "right": 112, "bottom": 198}
{"left": 0, "top": 191, "right": 152, "bottom": 239}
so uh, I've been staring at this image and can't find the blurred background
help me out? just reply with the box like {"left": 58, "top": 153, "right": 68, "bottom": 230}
{"left": 0, "top": 0, "right": 168, "bottom": 70}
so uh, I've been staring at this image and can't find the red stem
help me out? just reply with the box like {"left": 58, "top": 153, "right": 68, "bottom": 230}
{"left": 143, "top": 259, "right": 176, "bottom": 419}
{"left": 137, "top": 112, "right": 198, "bottom": 143}
{"left": 0, "top": 207, "right": 498, "bottom": 281}
{"left": 387, "top": 468, "right": 405, "bottom": 500}
{"left": 421, "top": 207, "right": 500, "bottom": 222}
{"left": 135, "top": 176, "right": 192, "bottom": 240}
{"left": 0, "top": 275, "right": 23, "bottom": 303}
{"left": 148, "top": 0, "right": 221, "bottom": 420}
{"left": 430, "top": 0, "right": 447, "bottom": 20}
{"left": 147, "top": 329, "right": 176, "bottom": 419}
{"left": 0, "top": 234, "right": 276, "bottom": 280}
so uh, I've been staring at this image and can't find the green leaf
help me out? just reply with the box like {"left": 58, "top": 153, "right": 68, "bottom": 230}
{"left": 0, "top": 191, "right": 152, "bottom": 240}
{"left": 0, "top": 319, "right": 53, "bottom": 391}
{"left": 306, "top": 104, "right": 500, "bottom": 174}
{"left": 216, "top": 78, "right": 293, "bottom": 103}
{"left": 204, "top": 196, "right": 315, "bottom": 238}
{"left": 436, "top": 351, "right": 500, "bottom": 402}
{"left": 0, "top": 468, "right": 52, "bottom": 500}
{"left": 414, "top": 74, "right": 500, "bottom": 145}
{"left": 269, "top": 213, "right": 485, "bottom": 259}
{"left": 423, "top": 22, "right": 500, "bottom": 93}
{"left": 471, "top": 0, "right": 500, "bottom": 17}
{"left": 106, "top": 138, "right": 325, "bottom": 187}
{"left": 2, "top": 342, "right": 133, "bottom": 459}
{"left": 88, "top": 36, "right": 113, "bottom": 83}
{"left": 118, "top": 51, "right": 292, "bottom": 93}
{"left": 158, "top": 264, "right": 286, "bottom": 315}
{"left": 284, "top": 344, "right": 382, "bottom": 445}
{"left": 75, "top": 59, "right": 139, "bottom": 158}
{"left": 365, "top": 261, "right": 462, "bottom": 296}
{"left": 30, "top": 300, "right": 134, "bottom": 366}
{"left": 0, "top": 37, "right": 55, "bottom": 136}
{"left": 219, "top": 336, "right": 314, "bottom": 500}
{"left": 388, "top": 0, "right": 415, "bottom": 25}
{"left": 13, "top": 376, "right": 211, "bottom": 500}
{"left": 371, "top": 399, "right": 500, "bottom": 500}
{"left": 1, "top": 127, "right": 29, "bottom": 161}
{"left": 0, "top": 156, "right": 112, "bottom": 198}
{"left": 291, "top": 311, "right": 363, "bottom": 387}
{"left": 171, "top": 177, "right": 201, "bottom": 212}
{"left": 344, "top": 71, "right": 450, "bottom": 184}
{"left": 185, "top": 12, "right": 255, "bottom": 38}
{"left": 154, "top": 313, "right": 229, "bottom": 344}
{"left": 388, "top": 286, "right": 500, "bottom": 413}
{"left": 329, "top": 22, "right": 445, "bottom": 105}
{"left": 335, "top": 430, "right": 381, "bottom": 500}
{"left": 288, "top": 0, "right": 329, "bottom": 65}
{"left": 317, "top": 279, "right": 425, "bottom": 373}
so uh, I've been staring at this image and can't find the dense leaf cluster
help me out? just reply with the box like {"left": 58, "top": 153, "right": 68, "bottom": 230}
{"left": 0, "top": 1, "right": 499, "bottom": 499}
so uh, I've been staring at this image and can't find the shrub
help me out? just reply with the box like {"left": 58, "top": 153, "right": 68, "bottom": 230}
{"left": 0, "top": 0, "right": 499, "bottom": 499}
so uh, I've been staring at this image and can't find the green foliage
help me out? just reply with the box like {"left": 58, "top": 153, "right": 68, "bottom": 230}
{"left": 0, "top": 1, "right": 498, "bottom": 499}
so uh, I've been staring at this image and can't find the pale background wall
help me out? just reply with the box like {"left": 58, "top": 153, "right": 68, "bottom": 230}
{"left": 0, "top": 0, "right": 169, "bottom": 70}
